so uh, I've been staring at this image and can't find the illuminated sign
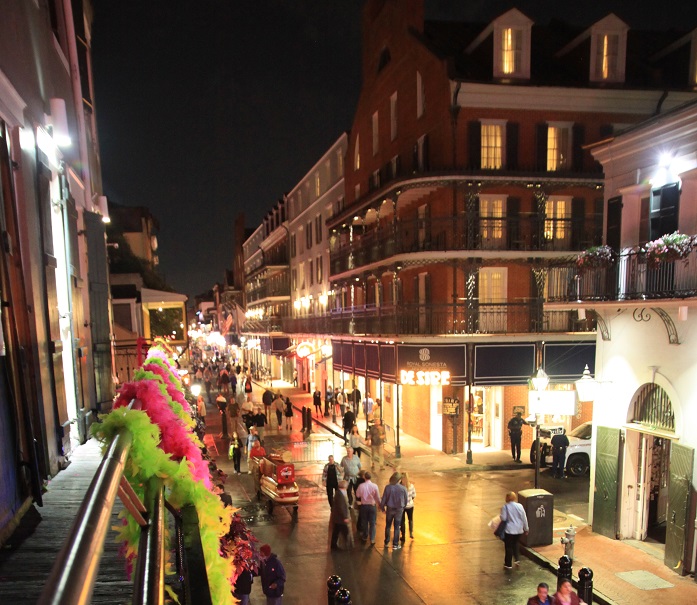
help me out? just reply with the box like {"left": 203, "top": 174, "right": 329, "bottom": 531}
{"left": 296, "top": 341, "right": 314, "bottom": 359}
{"left": 400, "top": 369, "right": 451, "bottom": 386}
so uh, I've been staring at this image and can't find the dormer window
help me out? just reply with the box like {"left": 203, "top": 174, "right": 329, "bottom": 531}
{"left": 595, "top": 34, "right": 619, "bottom": 80}
{"left": 501, "top": 28, "right": 522, "bottom": 75}
{"left": 589, "top": 15, "right": 628, "bottom": 83}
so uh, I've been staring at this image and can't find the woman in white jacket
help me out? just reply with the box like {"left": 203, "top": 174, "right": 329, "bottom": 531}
{"left": 400, "top": 472, "right": 416, "bottom": 542}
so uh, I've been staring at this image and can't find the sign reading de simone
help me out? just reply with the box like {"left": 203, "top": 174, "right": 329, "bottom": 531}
{"left": 397, "top": 345, "right": 466, "bottom": 385}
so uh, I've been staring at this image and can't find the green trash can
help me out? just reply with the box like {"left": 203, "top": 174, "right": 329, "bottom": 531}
{"left": 518, "top": 488, "right": 553, "bottom": 547}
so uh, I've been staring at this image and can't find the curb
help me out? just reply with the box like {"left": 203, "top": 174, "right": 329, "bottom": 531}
{"left": 521, "top": 546, "right": 616, "bottom": 605}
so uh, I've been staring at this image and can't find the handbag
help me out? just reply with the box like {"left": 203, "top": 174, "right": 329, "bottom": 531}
{"left": 494, "top": 518, "right": 507, "bottom": 540}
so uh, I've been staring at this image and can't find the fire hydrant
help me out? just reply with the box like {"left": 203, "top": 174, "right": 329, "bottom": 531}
{"left": 560, "top": 525, "right": 576, "bottom": 562}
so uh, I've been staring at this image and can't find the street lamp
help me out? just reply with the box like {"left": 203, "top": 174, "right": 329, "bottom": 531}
{"left": 530, "top": 367, "right": 549, "bottom": 489}
{"left": 575, "top": 364, "right": 598, "bottom": 402}
{"left": 191, "top": 383, "right": 201, "bottom": 397}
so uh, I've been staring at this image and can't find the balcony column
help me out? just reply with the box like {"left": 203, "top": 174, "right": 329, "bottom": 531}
{"left": 534, "top": 187, "right": 547, "bottom": 249}
{"left": 466, "top": 182, "right": 480, "bottom": 249}
{"left": 532, "top": 266, "right": 546, "bottom": 332}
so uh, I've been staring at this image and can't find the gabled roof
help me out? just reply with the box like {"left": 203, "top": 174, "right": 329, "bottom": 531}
{"left": 465, "top": 8, "right": 534, "bottom": 54}
{"left": 556, "top": 13, "right": 629, "bottom": 58}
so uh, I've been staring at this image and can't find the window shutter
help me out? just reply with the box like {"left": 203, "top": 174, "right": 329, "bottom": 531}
{"left": 536, "top": 123, "right": 548, "bottom": 171}
{"left": 468, "top": 121, "right": 481, "bottom": 170}
{"left": 507, "top": 197, "right": 521, "bottom": 248}
{"left": 506, "top": 122, "right": 519, "bottom": 170}
{"left": 658, "top": 183, "right": 680, "bottom": 236}
{"left": 571, "top": 197, "right": 585, "bottom": 250}
{"left": 606, "top": 196, "right": 622, "bottom": 250}
{"left": 594, "top": 197, "right": 604, "bottom": 247}
{"left": 413, "top": 143, "right": 419, "bottom": 173}
{"left": 572, "top": 124, "right": 585, "bottom": 172}
{"left": 423, "top": 135, "right": 430, "bottom": 171}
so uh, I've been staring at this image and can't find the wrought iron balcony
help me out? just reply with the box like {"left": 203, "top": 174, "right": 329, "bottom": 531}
{"left": 330, "top": 215, "right": 601, "bottom": 274}
{"left": 281, "top": 302, "right": 593, "bottom": 336}
{"left": 546, "top": 248, "right": 697, "bottom": 302}
{"left": 245, "top": 281, "right": 290, "bottom": 304}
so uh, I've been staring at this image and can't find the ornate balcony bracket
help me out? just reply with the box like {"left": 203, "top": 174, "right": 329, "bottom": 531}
{"left": 650, "top": 307, "right": 680, "bottom": 345}
{"left": 589, "top": 309, "right": 611, "bottom": 341}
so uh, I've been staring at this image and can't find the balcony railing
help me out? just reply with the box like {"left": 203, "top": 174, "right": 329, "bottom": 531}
{"left": 547, "top": 248, "right": 697, "bottom": 302}
{"left": 330, "top": 215, "right": 601, "bottom": 274}
{"left": 282, "top": 302, "right": 593, "bottom": 336}
{"left": 246, "top": 282, "right": 290, "bottom": 303}
{"left": 243, "top": 316, "right": 284, "bottom": 333}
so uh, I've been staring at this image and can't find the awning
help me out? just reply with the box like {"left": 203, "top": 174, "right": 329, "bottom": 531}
{"left": 543, "top": 343, "right": 595, "bottom": 381}
{"left": 474, "top": 343, "right": 536, "bottom": 385}
{"left": 281, "top": 344, "right": 297, "bottom": 358}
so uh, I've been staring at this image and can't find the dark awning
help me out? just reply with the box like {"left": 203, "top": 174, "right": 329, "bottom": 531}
{"left": 543, "top": 342, "right": 596, "bottom": 381}
{"left": 474, "top": 344, "right": 536, "bottom": 385}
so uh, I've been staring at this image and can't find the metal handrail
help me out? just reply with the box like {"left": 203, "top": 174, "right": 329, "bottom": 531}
{"left": 38, "top": 428, "right": 133, "bottom": 605}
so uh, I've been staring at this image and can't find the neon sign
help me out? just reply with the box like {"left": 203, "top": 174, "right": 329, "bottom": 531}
{"left": 399, "top": 369, "right": 451, "bottom": 386}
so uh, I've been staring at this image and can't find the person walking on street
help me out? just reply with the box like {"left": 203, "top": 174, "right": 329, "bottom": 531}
{"left": 527, "top": 582, "right": 554, "bottom": 605}
{"left": 342, "top": 408, "right": 356, "bottom": 442}
{"left": 259, "top": 544, "right": 286, "bottom": 605}
{"left": 348, "top": 425, "right": 364, "bottom": 458}
{"left": 330, "top": 480, "right": 351, "bottom": 550}
{"left": 500, "top": 491, "right": 529, "bottom": 569}
{"left": 551, "top": 429, "right": 570, "bottom": 479}
{"left": 355, "top": 471, "right": 380, "bottom": 545}
{"left": 246, "top": 427, "right": 259, "bottom": 471}
{"left": 400, "top": 472, "right": 416, "bottom": 542}
{"left": 369, "top": 418, "right": 386, "bottom": 470}
{"left": 284, "top": 396, "right": 294, "bottom": 431}
{"left": 507, "top": 411, "right": 527, "bottom": 463}
{"left": 553, "top": 579, "right": 585, "bottom": 605}
{"left": 362, "top": 393, "right": 374, "bottom": 421}
{"left": 218, "top": 366, "right": 231, "bottom": 396}
{"left": 292, "top": 369, "right": 298, "bottom": 387}
{"left": 340, "top": 447, "right": 361, "bottom": 505}
{"left": 196, "top": 395, "right": 206, "bottom": 426}
{"left": 216, "top": 393, "right": 229, "bottom": 439}
{"left": 254, "top": 407, "right": 266, "bottom": 444}
{"left": 203, "top": 365, "right": 213, "bottom": 402}
{"left": 313, "top": 387, "right": 322, "bottom": 417}
{"left": 228, "top": 431, "right": 243, "bottom": 475}
{"left": 274, "top": 392, "right": 284, "bottom": 429}
{"left": 262, "top": 388, "right": 274, "bottom": 424}
{"left": 380, "top": 472, "right": 408, "bottom": 550}
{"left": 322, "top": 455, "right": 341, "bottom": 507}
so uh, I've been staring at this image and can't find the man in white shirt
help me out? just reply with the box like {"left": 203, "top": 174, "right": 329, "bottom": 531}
{"left": 355, "top": 471, "right": 380, "bottom": 544}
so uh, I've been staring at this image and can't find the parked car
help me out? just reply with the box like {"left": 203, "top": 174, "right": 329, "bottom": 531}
{"left": 529, "top": 421, "right": 592, "bottom": 476}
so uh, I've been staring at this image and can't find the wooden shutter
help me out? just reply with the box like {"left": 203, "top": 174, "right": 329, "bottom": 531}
{"left": 506, "top": 122, "right": 519, "bottom": 170}
{"left": 606, "top": 196, "right": 622, "bottom": 251}
{"left": 572, "top": 124, "right": 585, "bottom": 172}
{"left": 468, "top": 121, "right": 481, "bottom": 170}
{"left": 536, "top": 124, "right": 548, "bottom": 171}
{"left": 571, "top": 197, "right": 585, "bottom": 249}
{"left": 507, "top": 197, "right": 521, "bottom": 248}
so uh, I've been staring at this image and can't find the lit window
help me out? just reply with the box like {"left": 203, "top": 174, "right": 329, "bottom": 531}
{"left": 545, "top": 197, "right": 571, "bottom": 243}
{"left": 390, "top": 92, "right": 398, "bottom": 140}
{"left": 595, "top": 34, "right": 619, "bottom": 80}
{"left": 501, "top": 28, "right": 522, "bottom": 75}
{"left": 315, "top": 172, "right": 320, "bottom": 197}
{"left": 479, "top": 196, "right": 506, "bottom": 246}
{"left": 547, "top": 124, "right": 571, "bottom": 171}
{"left": 354, "top": 134, "right": 360, "bottom": 170}
{"left": 481, "top": 122, "right": 505, "bottom": 169}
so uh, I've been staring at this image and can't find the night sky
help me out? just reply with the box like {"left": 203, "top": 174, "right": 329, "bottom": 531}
{"left": 91, "top": 1, "right": 697, "bottom": 301}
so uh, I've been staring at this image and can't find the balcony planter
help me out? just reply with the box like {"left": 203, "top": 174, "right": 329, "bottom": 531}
{"left": 644, "top": 231, "right": 696, "bottom": 265}
{"left": 576, "top": 245, "right": 615, "bottom": 273}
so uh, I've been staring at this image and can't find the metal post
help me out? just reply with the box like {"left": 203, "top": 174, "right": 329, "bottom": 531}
{"left": 535, "top": 414, "right": 541, "bottom": 489}
{"left": 557, "top": 555, "right": 573, "bottom": 592}
{"left": 334, "top": 587, "right": 352, "bottom": 604}
{"left": 327, "top": 575, "right": 342, "bottom": 605}
{"left": 395, "top": 381, "right": 401, "bottom": 458}
{"left": 466, "top": 344, "right": 474, "bottom": 464}
{"left": 578, "top": 567, "right": 594, "bottom": 604}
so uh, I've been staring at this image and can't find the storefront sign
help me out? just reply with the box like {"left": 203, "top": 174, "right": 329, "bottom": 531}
{"left": 442, "top": 397, "right": 460, "bottom": 415}
{"left": 295, "top": 341, "right": 314, "bottom": 359}
{"left": 400, "top": 369, "right": 451, "bottom": 386}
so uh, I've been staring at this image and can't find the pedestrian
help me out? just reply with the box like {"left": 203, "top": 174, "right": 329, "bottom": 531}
{"left": 203, "top": 365, "right": 213, "bottom": 402}
{"left": 216, "top": 393, "right": 229, "bottom": 439}
{"left": 335, "top": 388, "right": 345, "bottom": 418}
{"left": 254, "top": 407, "right": 266, "bottom": 444}
{"left": 342, "top": 408, "right": 356, "bottom": 441}
{"left": 369, "top": 418, "right": 386, "bottom": 470}
{"left": 218, "top": 366, "right": 231, "bottom": 396}
{"left": 284, "top": 396, "right": 294, "bottom": 430}
{"left": 259, "top": 544, "right": 286, "bottom": 605}
{"left": 233, "top": 568, "right": 254, "bottom": 605}
{"left": 553, "top": 579, "right": 585, "bottom": 605}
{"left": 351, "top": 387, "right": 361, "bottom": 417}
{"left": 244, "top": 372, "right": 254, "bottom": 397}
{"left": 355, "top": 470, "right": 380, "bottom": 545}
{"left": 330, "top": 480, "right": 352, "bottom": 550}
{"left": 246, "top": 426, "right": 259, "bottom": 471}
{"left": 340, "top": 447, "right": 361, "bottom": 505}
{"left": 400, "top": 472, "right": 416, "bottom": 542}
{"left": 274, "top": 392, "right": 284, "bottom": 428}
{"left": 292, "top": 369, "right": 298, "bottom": 387}
{"left": 527, "top": 582, "right": 554, "bottom": 605}
{"left": 325, "top": 384, "right": 333, "bottom": 416}
{"left": 262, "top": 388, "right": 274, "bottom": 424}
{"left": 348, "top": 425, "right": 364, "bottom": 458}
{"left": 380, "top": 472, "right": 408, "bottom": 550}
{"left": 551, "top": 428, "right": 570, "bottom": 478}
{"left": 362, "top": 392, "right": 374, "bottom": 421}
{"left": 196, "top": 395, "right": 206, "bottom": 426}
{"left": 250, "top": 437, "right": 266, "bottom": 459}
{"left": 228, "top": 431, "right": 243, "bottom": 475}
{"left": 194, "top": 366, "right": 203, "bottom": 384}
{"left": 500, "top": 491, "right": 529, "bottom": 570}
{"left": 322, "top": 454, "right": 342, "bottom": 507}
{"left": 312, "top": 387, "right": 322, "bottom": 416}
{"left": 507, "top": 411, "right": 527, "bottom": 463}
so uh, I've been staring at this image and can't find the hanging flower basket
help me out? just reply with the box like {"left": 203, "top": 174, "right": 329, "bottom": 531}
{"left": 576, "top": 245, "right": 615, "bottom": 272}
{"left": 644, "top": 231, "right": 696, "bottom": 265}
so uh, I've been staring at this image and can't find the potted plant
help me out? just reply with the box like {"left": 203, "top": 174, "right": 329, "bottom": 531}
{"left": 576, "top": 245, "right": 615, "bottom": 272}
{"left": 644, "top": 231, "right": 696, "bottom": 265}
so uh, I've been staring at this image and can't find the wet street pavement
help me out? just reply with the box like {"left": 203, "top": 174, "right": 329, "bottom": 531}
{"left": 209, "top": 397, "right": 591, "bottom": 604}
